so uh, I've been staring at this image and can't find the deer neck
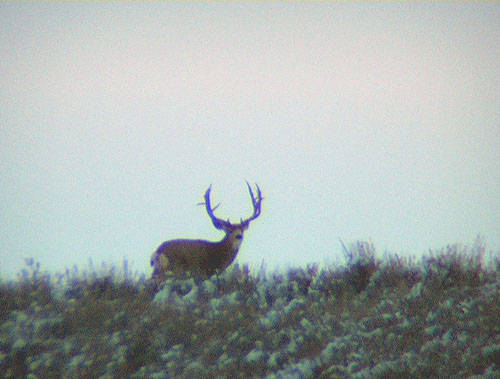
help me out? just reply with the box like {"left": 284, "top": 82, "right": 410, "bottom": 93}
{"left": 221, "top": 230, "right": 244, "bottom": 260}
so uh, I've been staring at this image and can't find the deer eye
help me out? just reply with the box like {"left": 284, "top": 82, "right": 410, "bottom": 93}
{"left": 235, "top": 234, "right": 243, "bottom": 240}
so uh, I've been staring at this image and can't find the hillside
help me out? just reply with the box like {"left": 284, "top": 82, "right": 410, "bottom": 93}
{"left": 1, "top": 242, "right": 499, "bottom": 378}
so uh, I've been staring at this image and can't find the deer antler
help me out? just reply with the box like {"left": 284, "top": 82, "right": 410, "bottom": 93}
{"left": 204, "top": 183, "right": 262, "bottom": 230}
{"left": 204, "top": 185, "right": 232, "bottom": 230}
{"left": 240, "top": 181, "right": 263, "bottom": 226}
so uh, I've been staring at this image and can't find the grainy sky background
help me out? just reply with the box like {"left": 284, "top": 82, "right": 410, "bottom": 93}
{"left": 1, "top": 3, "right": 499, "bottom": 279}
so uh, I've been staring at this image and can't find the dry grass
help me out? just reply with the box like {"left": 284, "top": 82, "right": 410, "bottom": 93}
{"left": 1, "top": 240, "right": 499, "bottom": 378}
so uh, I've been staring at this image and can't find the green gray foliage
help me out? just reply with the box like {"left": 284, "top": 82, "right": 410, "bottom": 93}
{"left": 0, "top": 242, "right": 499, "bottom": 378}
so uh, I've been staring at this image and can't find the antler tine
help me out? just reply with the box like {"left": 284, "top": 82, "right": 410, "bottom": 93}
{"left": 204, "top": 185, "right": 228, "bottom": 230}
{"left": 242, "top": 181, "right": 262, "bottom": 224}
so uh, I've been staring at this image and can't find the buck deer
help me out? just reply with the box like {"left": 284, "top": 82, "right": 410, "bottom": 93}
{"left": 151, "top": 183, "right": 262, "bottom": 280}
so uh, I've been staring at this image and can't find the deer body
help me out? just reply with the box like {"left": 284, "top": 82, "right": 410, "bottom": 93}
{"left": 151, "top": 183, "right": 262, "bottom": 280}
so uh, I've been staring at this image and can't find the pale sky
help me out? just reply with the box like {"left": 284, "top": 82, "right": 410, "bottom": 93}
{"left": 1, "top": 3, "right": 499, "bottom": 279}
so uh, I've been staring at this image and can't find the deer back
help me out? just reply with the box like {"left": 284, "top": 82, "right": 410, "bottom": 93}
{"left": 151, "top": 236, "right": 239, "bottom": 279}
